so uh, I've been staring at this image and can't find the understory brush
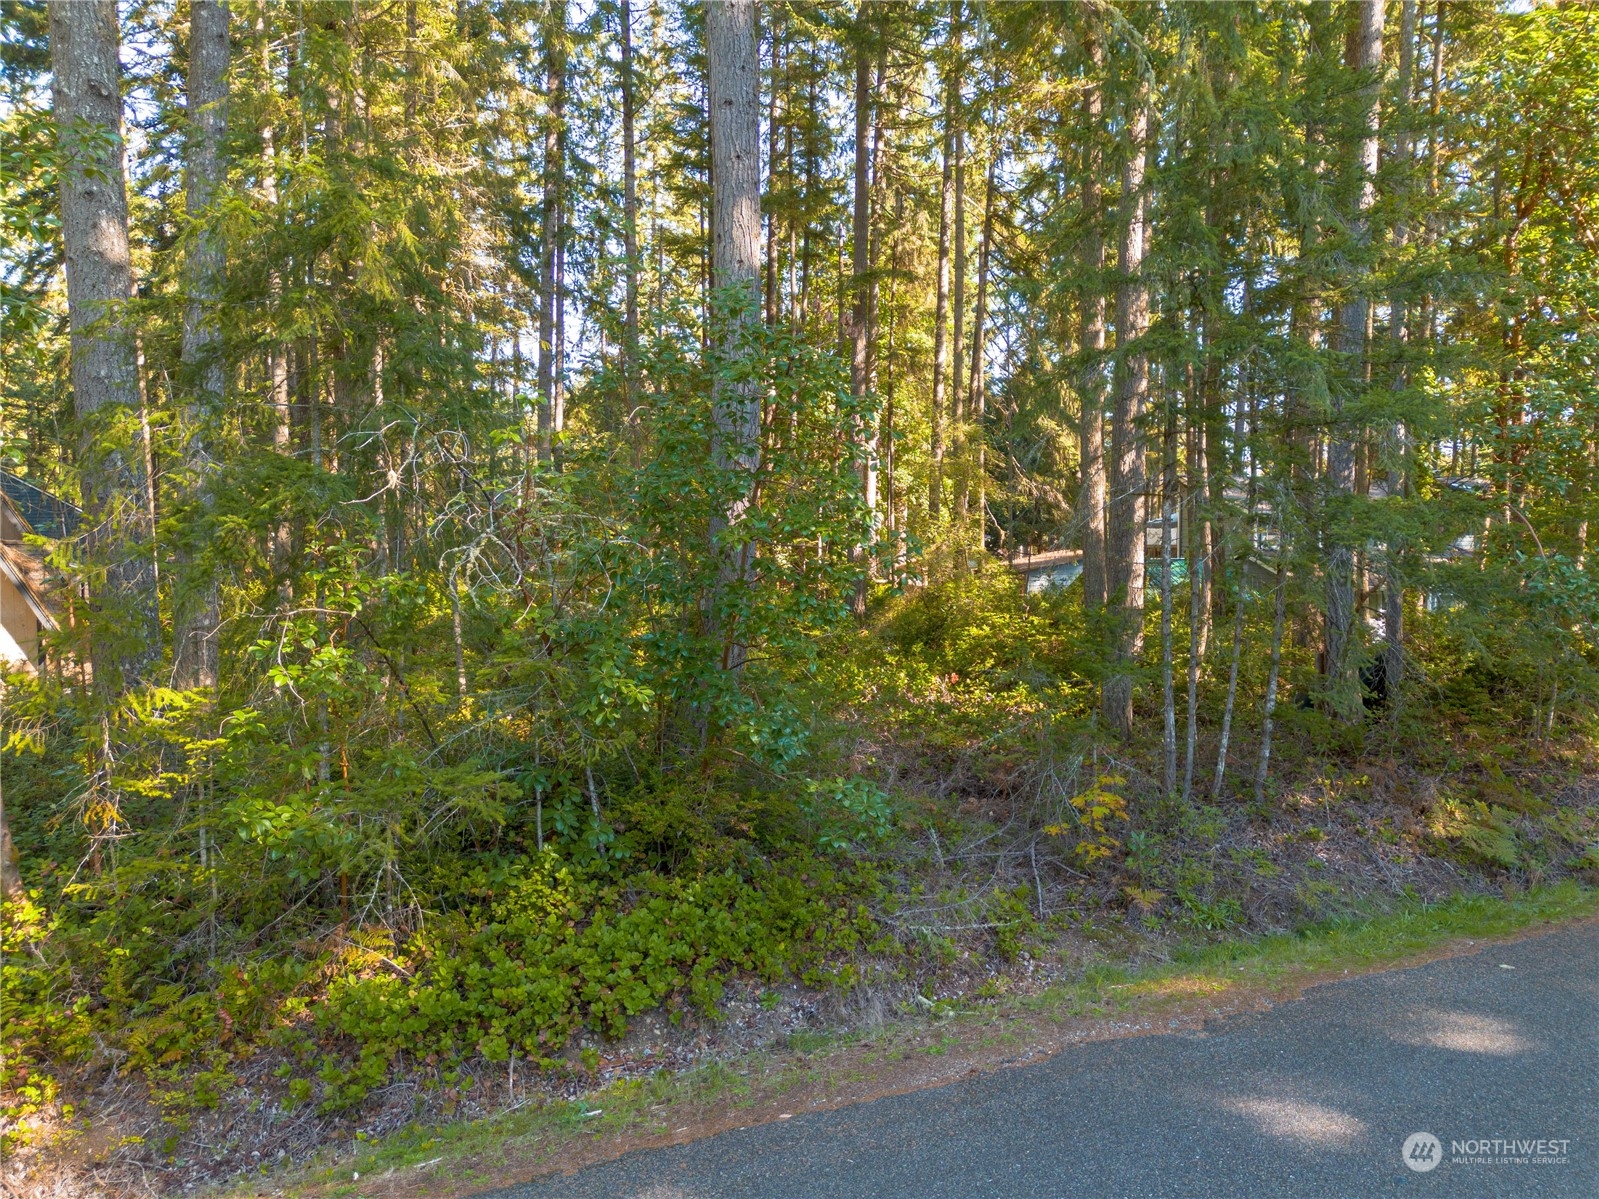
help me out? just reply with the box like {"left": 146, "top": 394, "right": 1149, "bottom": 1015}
{"left": 5, "top": 567, "right": 1599, "bottom": 1194}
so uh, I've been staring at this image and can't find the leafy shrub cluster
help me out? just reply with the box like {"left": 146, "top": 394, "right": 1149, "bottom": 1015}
{"left": 3, "top": 849, "right": 890, "bottom": 1127}
{"left": 1, "top": 898, "right": 92, "bottom": 1143}
{"left": 1423, "top": 762, "right": 1598, "bottom": 874}
{"left": 0, "top": 318, "right": 906, "bottom": 1134}
{"left": 313, "top": 854, "right": 884, "bottom": 1105}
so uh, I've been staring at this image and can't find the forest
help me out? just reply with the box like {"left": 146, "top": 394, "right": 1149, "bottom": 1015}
{"left": 3, "top": 0, "right": 1598, "bottom": 1191}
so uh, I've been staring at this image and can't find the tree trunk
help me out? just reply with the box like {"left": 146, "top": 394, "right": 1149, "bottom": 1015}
{"left": 1195, "top": 328, "right": 1217, "bottom": 660}
{"left": 1183, "top": 515, "right": 1203, "bottom": 802}
{"left": 174, "top": 0, "right": 228, "bottom": 692}
{"left": 1077, "top": 36, "right": 1108, "bottom": 611}
{"left": 258, "top": 10, "right": 290, "bottom": 458}
{"left": 951, "top": 81, "right": 967, "bottom": 529}
{"left": 850, "top": 24, "right": 876, "bottom": 618}
{"left": 1324, "top": 0, "right": 1384, "bottom": 717}
{"left": 784, "top": 104, "right": 798, "bottom": 332}
{"left": 1102, "top": 75, "right": 1151, "bottom": 737}
{"left": 554, "top": 222, "right": 567, "bottom": 443}
{"left": 49, "top": 0, "right": 158, "bottom": 689}
{"left": 1383, "top": 0, "right": 1419, "bottom": 712}
{"left": 183, "top": 1, "right": 227, "bottom": 412}
{"left": 1254, "top": 531, "right": 1291, "bottom": 804}
{"left": 764, "top": 25, "right": 780, "bottom": 328}
{"left": 798, "top": 56, "right": 817, "bottom": 335}
{"left": 850, "top": 36, "right": 871, "bottom": 406}
{"left": 536, "top": 0, "right": 567, "bottom": 464}
{"left": 884, "top": 186, "right": 901, "bottom": 549}
{"left": 51, "top": 0, "right": 138, "bottom": 423}
{"left": 705, "top": 0, "right": 762, "bottom": 669}
{"left": 1159, "top": 391, "right": 1177, "bottom": 796}
{"left": 1183, "top": 350, "right": 1210, "bottom": 802}
{"left": 968, "top": 139, "right": 996, "bottom": 551}
{"left": 866, "top": 46, "right": 887, "bottom": 382}
{"left": 1212, "top": 561, "right": 1248, "bottom": 801}
{"left": 929, "top": 14, "right": 960, "bottom": 525}
{"left": 621, "top": 0, "right": 641, "bottom": 455}
{"left": 1215, "top": 356, "right": 1260, "bottom": 800}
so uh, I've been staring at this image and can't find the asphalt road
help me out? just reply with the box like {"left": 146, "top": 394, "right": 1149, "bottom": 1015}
{"left": 486, "top": 923, "right": 1599, "bottom": 1198}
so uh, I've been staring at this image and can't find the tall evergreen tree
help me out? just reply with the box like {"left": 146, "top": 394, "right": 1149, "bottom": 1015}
{"left": 48, "top": 0, "right": 158, "bottom": 687}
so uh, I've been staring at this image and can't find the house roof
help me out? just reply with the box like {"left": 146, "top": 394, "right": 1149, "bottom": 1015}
{"left": 0, "top": 471, "right": 80, "bottom": 540}
{"left": 0, "top": 478, "right": 72, "bottom": 637}
{"left": 1007, "top": 547, "right": 1082, "bottom": 573}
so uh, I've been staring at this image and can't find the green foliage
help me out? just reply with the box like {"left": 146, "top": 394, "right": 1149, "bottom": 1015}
{"left": 316, "top": 853, "right": 873, "bottom": 1094}
{"left": 0, "top": 897, "right": 92, "bottom": 1148}
{"left": 4, "top": 830, "right": 884, "bottom": 1120}
{"left": 803, "top": 777, "right": 895, "bottom": 852}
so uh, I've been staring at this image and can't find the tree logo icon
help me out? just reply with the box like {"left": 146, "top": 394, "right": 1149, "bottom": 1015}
{"left": 1403, "top": 1132, "right": 1443, "bottom": 1173}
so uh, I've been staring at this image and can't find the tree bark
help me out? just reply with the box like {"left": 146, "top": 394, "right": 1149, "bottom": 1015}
{"left": 1195, "top": 323, "right": 1217, "bottom": 660}
{"left": 784, "top": 85, "right": 798, "bottom": 333}
{"left": 536, "top": 0, "right": 567, "bottom": 464}
{"left": 866, "top": 47, "right": 887, "bottom": 384}
{"left": 850, "top": 31, "right": 871, "bottom": 414}
{"left": 174, "top": 0, "right": 229, "bottom": 692}
{"left": 764, "top": 23, "right": 780, "bottom": 328}
{"left": 554, "top": 219, "right": 567, "bottom": 443}
{"left": 1254, "top": 530, "right": 1291, "bottom": 804}
{"left": 951, "top": 69, "right": 967, "bottom": 530}
{"left": 261, "top": 6, "right": 292, "bottom": 579}
{"left": 1159, "top": 391, "right": 1177, "bottom": 796}
{"left": 621, "top": 0, "right": 641, "bottom": 455}
{"left": 706, "top": 0, "right": 762, "bottom": 668}
{"left": 929, "top": 12, "right": 960, "bottom": 524}
{"left": 51, "top": 0, "right": 138, "bottom": 424}
{"left": 797, "top": 56, "right": 817, "bottom": 334}
{"left": 257, "top": 9, "right": 290, "bottom": 457}
{"left": 49, "top": 0, "right": 159, "bottom": 689}
{"left": 1215, "top": 281, "right": 1261, "bottom": 799}
{"left": 850, "top": 22, "right": 877, "bottom": 618}
{"left": 1383, "top": 0, "right": 1418, "bottom": 712}
{"left": 183, "top": 2, "right": 227, "bottom": 410}
{"left": 1324, "top": 0, "right": 1384, "bottom": 717}
{"left": 1077, "top": 35, "right": 1108, "bottom": 612}
{"left": 1183, "top": 350, "right": 1210, "bottom": 802}
{"left": 1102, "top": 74, "right": 1151, "bottom": 737}
{"left": 1212, "top": 561, "right": 1248, "bottom": 801}
{"left": 968, "top": 138, "right": 996, "bottom": 550}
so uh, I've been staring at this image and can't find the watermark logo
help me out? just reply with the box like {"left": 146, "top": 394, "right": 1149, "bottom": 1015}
{"left": 1400, "top": 1131, "right": 1573, "bottom": 1171}
{"left": 1403, "top": 1132, "right": 1442, "bottom": 1173}
{"left": 1449, "top": 1137, "right": 1570, "bottom": 1165}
